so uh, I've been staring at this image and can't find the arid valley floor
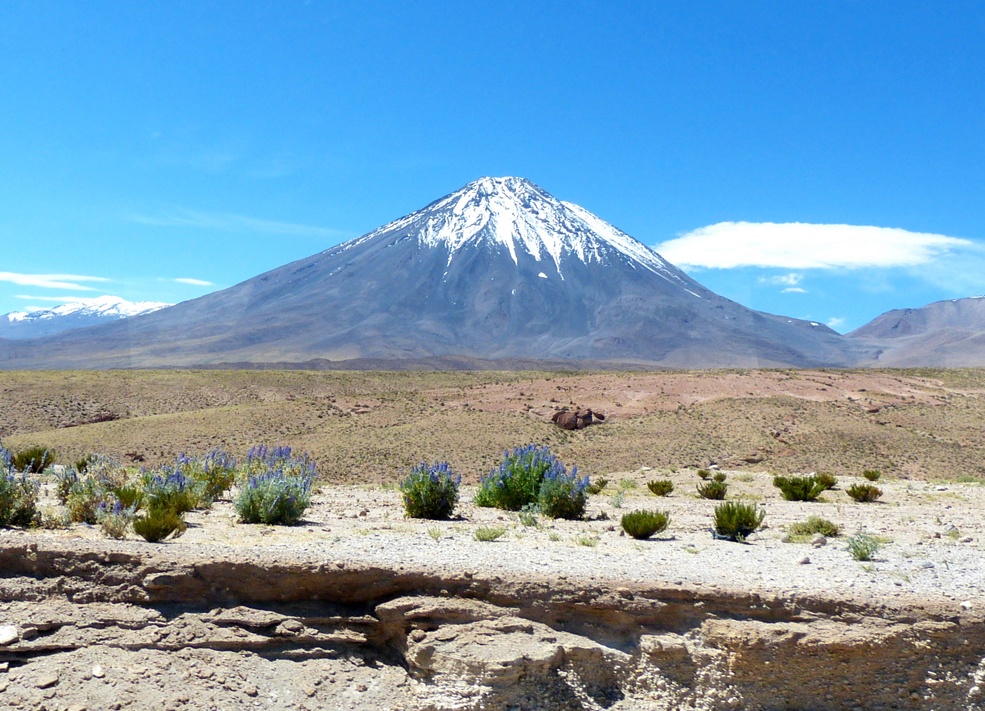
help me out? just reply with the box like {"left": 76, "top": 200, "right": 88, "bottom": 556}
{"left": 2, "top": 368, "right": 985, "bottom": 710}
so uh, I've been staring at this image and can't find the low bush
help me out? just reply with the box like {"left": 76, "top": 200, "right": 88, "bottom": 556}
{"left": 585, "top": 477, "right": 608, "bottom": 495}
{"left": 813, "top": 472, "right": 837, "bottom": 490}
{"left": 621, "top": 510, "right": 670, "bottom": 540}
{"left": 788, "top": 516, "right": 841, "bottom": 538}
{"left": 862, "top": 469, "right": 881, "bottom": 482}
{"left": 55, "top": 466, "right": 79, "bottom": 504}
{"left": 400, "top": 461, "right": 460, "bottom": 520}
{"left": 66, "top": 477, "right": 111, "bottom": 524}
{"left": 143, "top": 469, "right": 199, "bottom": 515}
{"left": 713, "top": 501, "right": 765, "bottom": 542}
{"left": 846, "top": 483, "right": 883, "bottom": 502}
{"left": 235, "top": 471, "right": 313, "bottom": 525}
{"left": 697, "top": 469, "right": 712, "bottom": 480}
{"left": 10, "top": 446, "right": 55, "bottom": 474}
{"left": 697, "top": 479, "right": 728, "bottom": 500}
{"left": 773, "top": 475, "right": 825, "bottom": 502}
{"left": 243, "top": 444, "right": 316, "bottom": 480}
{"left": 109, "top": 479, "right": 145, "bottom": 510}
{"left": 74, "top": 454, "right": 97, "bottom": 473}
{"left": 133, "top": 506, "right": 186, "bottom": 543}
{"left": 475, "top": 445, "right": 571, "bottom": 511}
{"left": 647, "top": 479, "right": 674, "bottom": 497}
{"left": 538, "top": 467, "right": 589, "bottom": 520}
{"left": 97, "top": 501, "right": 135, "bottom": 540}
{"left": 847, "top": 532, "right": 880, "bottom": 561}
{"left": 712, "top": 472, "right": 727, "bottom": 483}
{"left": 176, "top": 450, "right": 237, "bottom": 505}
{"left": 474, "top": 526, "right": 506, "bottom": 542}
{"left": 0, "top": 472, "right": 40, "bottom": 528}
{"left": 517, "top": 503, "right": 539, "bottom": 527}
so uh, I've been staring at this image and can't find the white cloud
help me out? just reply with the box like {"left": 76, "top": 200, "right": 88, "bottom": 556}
{"left": 656, "top": 222, "right": 973, "bottom": 269}
{"left": 781, "top": 287, "right": 807, "bottom": 294}
{"left": 174, "top": 277, "right": 214, "bottom": 286}
{"left": 129, "top": 209, "right": 348, "bottom": 239}
{"left": 827, "top": 317, "right": 846, "bottom": 329}
{"left": 0, "top": 272, "right": 110, "bottom": 291}
{"left": 759, "top": 273, "right": 803, "bottom": 287}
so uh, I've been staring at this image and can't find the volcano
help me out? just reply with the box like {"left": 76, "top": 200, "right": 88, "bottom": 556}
{"left": 0, "top": 177, "right": 870, "bottom": 369}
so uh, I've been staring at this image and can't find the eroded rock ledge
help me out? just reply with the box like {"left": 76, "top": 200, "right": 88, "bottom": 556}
{"left": 1, "top": 537, "right": 984, "bottom": 710}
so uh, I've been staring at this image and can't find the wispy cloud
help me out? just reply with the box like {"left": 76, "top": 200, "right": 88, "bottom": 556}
{"left": 14, "top": 295, "right": 94, "bottom": 302}
{"left": 129, "top": 209, "right": 348, "bottom": 239}
{"left": 759, "top": 273, "right": 803, "bottom": 287}
{"left": 827, "top": 317, "right": 846, "bottom": 329}
{"left": 174, "top": 277, "right": 214, "bottom": 286}
{"left": 782, "top": 287, "right": 808, "bottom": 294}
{"left": 657, "top": 222, "right": 973, "bottom": 270}
{"left": 0, "top": 272, "right": 110, "bottom": 291}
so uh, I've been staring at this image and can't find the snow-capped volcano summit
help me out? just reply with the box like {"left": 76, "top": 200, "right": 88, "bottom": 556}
{"left": 0, "top": 177, "right": 871, "bottom": 368}
{"left": 366, "top": 176, "right": 677, "bottom": 279}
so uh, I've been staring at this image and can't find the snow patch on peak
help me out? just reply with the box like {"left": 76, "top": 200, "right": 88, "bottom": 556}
{"left": 7, "top": 295, "right": 171, "bottom": 323}
{"left": 362, "top": 176, "right": 689, "bottom": 284}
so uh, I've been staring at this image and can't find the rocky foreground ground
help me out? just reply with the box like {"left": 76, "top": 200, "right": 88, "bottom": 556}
{"left": 2, "top": 469, "right": 985, "bottom": 710}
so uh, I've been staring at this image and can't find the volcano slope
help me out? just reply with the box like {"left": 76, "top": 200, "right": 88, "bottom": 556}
{"left": 2, "top": 368, "right": 985, "bottom": 709}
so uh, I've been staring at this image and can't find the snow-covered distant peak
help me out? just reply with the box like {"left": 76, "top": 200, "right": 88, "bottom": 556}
{"left": 7, "top": 295, "right": 171, "bottom": 323}
{"left": 363, "top": 176, "right": 679, "bottom": 278}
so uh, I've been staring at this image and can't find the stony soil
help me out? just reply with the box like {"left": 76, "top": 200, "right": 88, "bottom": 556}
{"left": 2, "top": 468, "right": 985, "bottom": 710}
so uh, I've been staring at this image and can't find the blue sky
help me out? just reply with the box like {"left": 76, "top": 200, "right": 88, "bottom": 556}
{"left": 2, "top": 1, "right": 983, "bottom": 333}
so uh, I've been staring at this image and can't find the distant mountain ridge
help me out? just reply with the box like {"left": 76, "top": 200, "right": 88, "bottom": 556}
{"left": 847, "top": 296, "right": 985, "bottom": 366}
{"left": 0, "top": 296, "right": 171, "bottom": 340}
{"left": 0, "top": 176, "right": 885, "bottom": 369}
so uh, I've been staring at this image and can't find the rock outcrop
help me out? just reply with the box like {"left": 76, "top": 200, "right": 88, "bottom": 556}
{"left": 1, "top": 538, "right": 983, "bottom": 710}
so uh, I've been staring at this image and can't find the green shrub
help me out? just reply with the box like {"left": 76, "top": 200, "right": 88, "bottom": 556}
{"left": 517, "top": 503, "right": 539, "bottom": 527}
{"left": 847, "top": 532, "right": 880, "bottom": 561}
{"left": 133, "top": 506, "right": 186, "bottom": 543}
{"left": 862, "top": 469, "right": 881, "bottom": 482}
{"left": 74, "top": 454, "right": 97, "bottom": 473}
{"left": 55, "top": 466, "right": 80, "bottom": 504}
{"left": 813, "top": 472, "right": 837, "bottom": 490}
{"left": 474, "top": 526, "right": 506, "bottom": 542}
{"left": 846, "top": 483, "right": 883, "bottom": 502}
{"left": 713, "top": 501, "right": 765, "bottom": 542}
{"left": 235, "top": 471, "right": 313, "bottom": 525}
{"left": 788, "top": 516, "right": 841, "bottom": 538}
{"left": 475, "top": 445, "right": 576, "bottom": 512}
{"left": 697, "top": 479, "right": 728, "bottom": 500}
{"left": 176, "top": 450, "right": 237, "bottom": 505}
{"left": 66, "top": 477, "right": 111, "bottom": 524}
{"left": 538, "top": 468, "right": 589, "bottom": 520}
{"left": 621, "top": 510, "right": 670, "bottom": 540}
{"left": 697, "top": 469, "right": 712, "bottom": 480}
{"left": 10, "top": 446, "right": 55, "bottom": 474}
{"left": 0, "top": 473, "right": 40, "bottom": 528}
{"left": 712, "top": 472, "right": 727, "bottom": 483}
{"left": 142, "top": 469, "right": 199, "bottom": 514}
{"left": 400, "top": 462, "right": 460, "bottom": 520}
{"left": 585, "top": 477, "right": 608, "bottom": 495}
{"left": 97, "top": 501, "right": 135, "bottom": 540}
{"left": 243, "top": 444, "right": 315, "bottom": 480}
{"left": 110, "top": 480, "right": 145, "bottom": 510}
{"left": 773, "top": 475, "right": 825, "bottom": 502}
{"left": 647, "top": 479, "right": 674, "bottom": 497}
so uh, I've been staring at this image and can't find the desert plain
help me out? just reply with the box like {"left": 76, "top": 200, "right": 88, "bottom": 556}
{"left": 2, "top": 367, "right": 985, "bottom": 710}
